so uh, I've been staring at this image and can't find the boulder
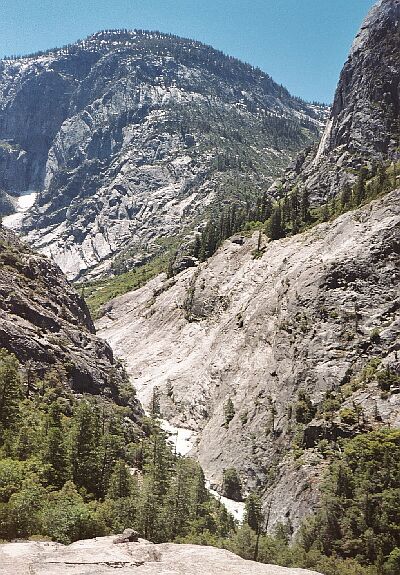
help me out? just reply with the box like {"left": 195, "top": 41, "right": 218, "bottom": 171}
{"left": 113, "top": 529, "right": 140, "bottom": 544}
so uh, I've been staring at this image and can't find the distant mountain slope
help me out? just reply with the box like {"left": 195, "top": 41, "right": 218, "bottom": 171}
{"left": 0, "top": 30, "right": 325, "bottom": 279}
{"left": 272, "top": 0, "right": 400, "bottom": 201}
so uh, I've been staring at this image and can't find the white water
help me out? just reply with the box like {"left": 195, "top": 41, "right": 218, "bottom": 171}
{"left": 158, "top": 418, "right": 246, "bottom": 523}
{"left": 159, "top": 418, "right": 196, "bottom": 457}
{"left": 313, "top": 118, "right": 333, "bottom": 165}
{"left": 2, "top": 191, "right": 37, "bottom": 229}
{"left": 206, "top": 481, "right": 246, "bottom": 523}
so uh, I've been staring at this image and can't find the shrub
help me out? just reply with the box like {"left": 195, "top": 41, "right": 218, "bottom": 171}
{"left": 222, "top": 468, "right": 242, "bottom": 501}
{"left": 224, "top": 398, "right": 235, "bottom": 426}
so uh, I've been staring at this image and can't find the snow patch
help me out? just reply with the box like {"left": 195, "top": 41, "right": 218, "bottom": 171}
{"left": 2, "top": 191, "right": 37, "bottom": 230}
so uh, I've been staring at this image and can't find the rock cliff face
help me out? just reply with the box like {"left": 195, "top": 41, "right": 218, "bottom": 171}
{"left": 0, "top": 224, "right": 141, "bottom": 411}
{"left": 98, "top": 189, "right": 400, "bottom": 531}
{"left": 0, "top": 31, "right": 325, "bottom": 279}
{"left": 94, "top": 0, "right": 400, "bottom": 533}
{"left": 272, "top": 0, "right": 400, "bottom": 201}
{"left": 0, "top": 536, "right": 323, "bottom": 575}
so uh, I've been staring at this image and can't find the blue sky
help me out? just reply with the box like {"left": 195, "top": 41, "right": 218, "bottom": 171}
{"left": 0, "top": 0, "right": 375, "bottom": 103}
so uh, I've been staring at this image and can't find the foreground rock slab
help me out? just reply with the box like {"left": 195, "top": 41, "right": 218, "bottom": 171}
{"left": 0, "top": 537, "right": 322, "bottom": 575}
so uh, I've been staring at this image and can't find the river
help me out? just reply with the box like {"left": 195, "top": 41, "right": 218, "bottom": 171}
{"left": 158, "top": 418, "right": 246, "bottom": 523}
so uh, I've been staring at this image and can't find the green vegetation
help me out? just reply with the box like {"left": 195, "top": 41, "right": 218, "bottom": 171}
{"left": 317, "top": 390, "right": 345, "bottom": 422}
{"left": 223, "top": 398, "right": 235, "bottom": 426}
{"left": 294, "top": 391, "right": 316, "bottom": 425}
{"left": 0, "top": 350, "right": 22, "bottom": 439}
{"left": 81, "top": 253, "right": 169, "bottom": 318}
{"left": 300, "top": 430, "right": 400, "bottom": 574}
{"left": 222, "top": 468, "right": 242, "bottom": 501}
{"left": 192, "top": 194, "right": 271, "bottom": 262}
{"left": 181, "top": 430, "right": 400, "bottom": 575}
{"left": 1, "top": 351, "right": 399, "bottom": 574}
{"left": 0, "top": 349, "right": 233, "bottom": 544}
{"left": 265, "top": 160, "right": 400, "bottom": 241}
{"left": 376, "top": 368, "right": 400, "bottom": 392}
{"left": 186, "top": 160, "right": 399, "bottom": 268}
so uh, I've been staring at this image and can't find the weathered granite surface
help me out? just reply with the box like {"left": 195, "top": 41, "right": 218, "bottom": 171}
{"left": 98, "top": 189, "right": 400, "bottom": 531}
{"left": 0, "top": 224, "right": 141, "bottom": 413}
{"left": 271, "top": 0, "right": 400, "bottom": 201}
{"left": 0, "top": 31, "right": 324, "bottom": 279}
{"left": 0, "top": 537, "right": 323, "bottom": 575}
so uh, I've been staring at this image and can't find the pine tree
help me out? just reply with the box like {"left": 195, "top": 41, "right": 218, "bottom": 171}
{"left": 98, "top": 418, "right": 125, "bottom": 497}
{"left": 0, "top": 350, "right": 23, "bottom": 439}
{"left": 281, "top": 194, "right": 290, "bottom": 227}
{"left": 376, "top": 163, "right": 388, "bottom": 192}
{"left": 340, "top": 184, "right": 352, "bottom": 210}
{"left": 222, "top": 468, "right": 242, "bottom": 501}
{"left": 107, "top": 459, "right": 137, "bottom": 499}
{"left": 224, "top": 398, "right": 235, "bottom": 425}
{"left": 245, "top": 492, "right": 263, "bottom": 532}
{"left": 259, "top": 192, "right": 272, "bottom": 222}
{"left": 149, "top": 387, "right": 160, "bottom": 417}
{"left": 193, "top": 465, "right": 209, "bottom": 518}
{"left": 320, "top": 203, "right": 330, "bottom": 222}
{"left": 267, "top": 205, "right": 285, "bottom": 240}
{"left": 290, "top": 188, "right": 300, "bottom": 230}
{"left": 245, "top": 492, "right": 263, "bottom": 560}
{"left": 138, "top": 430, "right": 174, "bottom": 542}
{"left": 354, "top": 166, "right": 369, "bottom": 205}
{"left": 69, "top": 401, "right": 102, "bottom": 496}
{"left": 43, "top": 404, "right": 70, "bottom": 489}
{"left": 300, "top": 189, "right": 311, "bottom": 222}
{"left": 165, "top": 458, "right": 201, "bottom": 539}
{"left": 192, "top": 234, "right": 201, "bottom": 259}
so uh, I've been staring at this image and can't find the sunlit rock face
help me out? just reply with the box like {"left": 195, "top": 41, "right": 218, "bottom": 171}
{"left": 96, "top": 0, "right": 400, "bottom": 533}
{"left": 0, "top": 31, "right": 324, "bottom": 279}
{"left": 97, "top": 190, "right": 400, "bottom": 533}
{"left": 271, "top": 0, "right": 400, "bottom": 202}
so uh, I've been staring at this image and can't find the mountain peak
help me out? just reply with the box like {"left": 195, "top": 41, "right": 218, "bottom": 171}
{"left": 350, "top": 0, "right": 400, "bottom": 56}
{"left": 271, "top": 0, "right": 400, "bottom": 202}
{"left": 0, "top": 30, "right": 323, "bottom": 279}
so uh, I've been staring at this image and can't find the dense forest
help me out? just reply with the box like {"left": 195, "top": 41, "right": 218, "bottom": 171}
{"left": 1, "top": 349, "right": 399, "bottom": 575}
{"left": 0, "top": 349, "right": 233, "bottom": 544}
{"left": 217, "top": 430, "right": 400, "bottom": 575}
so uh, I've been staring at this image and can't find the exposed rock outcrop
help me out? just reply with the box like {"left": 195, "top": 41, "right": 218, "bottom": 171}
{"left": 0, "top": 31, "right": 325, "bottom": 279}
{"left": 272, "top": 0, "right": 400, "bottom": 201}
{"left": 0, "top": 537, "right": 323, "bottom": 575}
{"left": 97, "top": 189, "right": 400, "bottom": 531}
{"left": 95, "top": 1, "right": 400, "bottom": 533}
{"left": 0, "top": 224, "right": 141, "bottom": 412}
